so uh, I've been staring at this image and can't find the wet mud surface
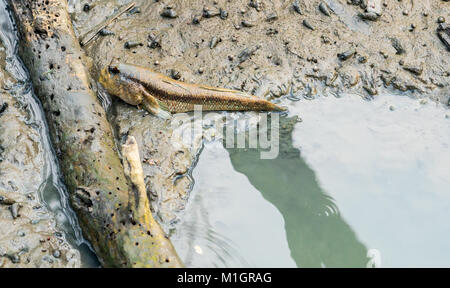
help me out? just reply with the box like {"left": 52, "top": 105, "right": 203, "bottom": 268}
{"left": 113, "top": 102, "right": 201, "bottom": 226}
{"left": 68, "top": 0, "right": 449, "bottom": 229}
{"left": 73, "top": 0, "right": 449, "bottom": 101}
{"left": 0, "top": 29, "right": 80, "bottom": 267}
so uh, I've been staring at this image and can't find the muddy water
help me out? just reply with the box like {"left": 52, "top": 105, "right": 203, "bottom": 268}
{"left": 171, "top": 141, "right": 297, "bottom": 267}
{"left": 289, "top": 93, "right": 450, "bottom": 267}
{"left": 0, "top": 0, "right": 99, "bottom": 267}
{"left": 172, "top": 93, "right": 450, "bottom": 267}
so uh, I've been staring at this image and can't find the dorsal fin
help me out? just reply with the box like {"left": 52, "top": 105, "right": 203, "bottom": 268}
{"left": 161, "top": 79, "right": 191, "bottom": 94}
{"left": 198, "top": 85, "right": 254, "bottom": 98}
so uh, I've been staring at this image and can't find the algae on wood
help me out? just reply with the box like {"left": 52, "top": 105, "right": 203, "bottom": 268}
{"left": 9, "top": 0, "right": 181, "bottom": 267}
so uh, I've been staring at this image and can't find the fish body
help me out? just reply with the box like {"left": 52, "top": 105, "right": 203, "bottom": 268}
{"left": 99, "top": 63, "right": 285, "bottom": 116}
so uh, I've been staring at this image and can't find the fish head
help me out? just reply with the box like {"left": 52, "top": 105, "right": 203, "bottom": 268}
{"left": 99, "top": 64, "right": 124, "bottom": 96}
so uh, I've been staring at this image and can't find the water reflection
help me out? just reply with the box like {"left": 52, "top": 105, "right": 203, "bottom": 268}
{"left": 171, "top": 141, "right": 295, "bottom": 267}
{"left": 171, "top": 186, "right": 250, "bottom": 268}
{"left": 227, "top": 116, "right": 368, "bottom": 267}
{"left": 172, "top": 113, "right": 369, "bottom": 267}
{"left": 289, "top": 94, "right": 450, "bottom": 267}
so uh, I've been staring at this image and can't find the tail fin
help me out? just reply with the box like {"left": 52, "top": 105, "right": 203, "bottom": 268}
{"left": 271, "top": 103, "right": 288, "bottom": 112}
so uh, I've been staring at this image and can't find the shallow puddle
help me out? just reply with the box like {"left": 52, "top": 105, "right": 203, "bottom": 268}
{"left": 171, "top": 141, "right": 297, "bottom": 267}
{"left": 290, "top": 94, "right": 450, "bottom": 267}
{"left": 173, "top": 93, "right": 450, "bottom": 268}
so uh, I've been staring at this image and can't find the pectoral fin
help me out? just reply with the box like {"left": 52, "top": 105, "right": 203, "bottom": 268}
{"left": 141, "top": 89, "right": 172, "bottom": 120}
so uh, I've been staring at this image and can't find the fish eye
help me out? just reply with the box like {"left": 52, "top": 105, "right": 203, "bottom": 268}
{"left": 108, "top": 65, "right": 120, "bottom": 74}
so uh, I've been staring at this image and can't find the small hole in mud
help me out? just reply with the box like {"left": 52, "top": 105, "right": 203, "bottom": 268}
{"left": 135, "top": 242, "right": 139, "bottom": 246}
{"left": 61, "top": 46, "right": 65, "bottom": 51}
{"left": 53, "top": 110, "right": 60, "bottom": 116}
{"left": 131, "top": 221, "right": 137, "bottom": 226}
{"left": 111, "top": 213, "right": 114, "bottom": 217}
{"left": 108, "top": 192, "right": 112, "bottom": 195}
{"left": 165, "top": 259, "right": 169, "bottom": 263}
{"left": 67, "top": 86, "right": 72, "bottom": 91}
{"left": 96, "top": 191, "right": 100, "bottom": 195}
{"left": 45, "top": 44, "right": 49, "bottom": 49}
{"left": 50, "top": 94, "right": 54, "bottom": 100}
{"left": 49, "top": 63, "right": 54, "bottom": 69}
{"left": 116, "top": 177, "right": 119, "bottom": 180}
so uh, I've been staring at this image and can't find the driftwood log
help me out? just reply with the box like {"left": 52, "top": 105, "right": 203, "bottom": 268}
{"left": 9, "top": 0, "right": 181, "bottom": 267}
{"left": 121, "top": 136, "right": 182, "bottom": 266}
